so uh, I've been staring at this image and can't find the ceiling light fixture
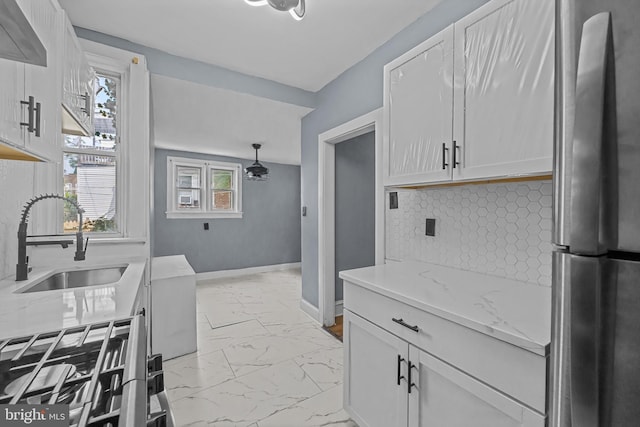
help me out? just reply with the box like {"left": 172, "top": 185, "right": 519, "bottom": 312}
{"left": 244, "top": 0, "right": 305, "bottom": 21}
{"left": 245, "top": 143, "right": 269, "bottom": 181}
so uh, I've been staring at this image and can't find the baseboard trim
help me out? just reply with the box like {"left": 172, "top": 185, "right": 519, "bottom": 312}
{"left": 196, "top": 262, "right": 301, "bottom": 282}
{"left": 299, "top": 298, "right": 320, "bottom": 323}
{"left": 335, "top": 300, "right": 344, "bottom": 317}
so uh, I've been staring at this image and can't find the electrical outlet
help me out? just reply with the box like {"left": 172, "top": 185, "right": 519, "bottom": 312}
{"left": 204, "top": 222, "right": 209, "bottom": 230}
{"left": 389, "top": 192, "right": 398, "bottom": 209}
{"left": 425, "top": 218, "right": 436, "bottom": 236}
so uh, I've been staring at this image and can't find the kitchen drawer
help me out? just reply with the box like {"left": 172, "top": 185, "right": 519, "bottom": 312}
{"left": 344, "top": 281, "right": 547, "bottom": 413}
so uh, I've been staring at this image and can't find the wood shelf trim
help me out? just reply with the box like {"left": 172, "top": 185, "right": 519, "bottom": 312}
{"left": 396, "top": 174, "right": 552, "bottom": 190}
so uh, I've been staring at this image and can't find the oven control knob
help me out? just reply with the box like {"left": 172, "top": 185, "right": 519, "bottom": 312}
{"left": 148, "top": 354, "right": 163, "bottom": 372}
{"left": 147, "top": 411, "right": 167, "bottom": 427}
{"left": 148, "top": 371, "right": 165, "bottom": 394}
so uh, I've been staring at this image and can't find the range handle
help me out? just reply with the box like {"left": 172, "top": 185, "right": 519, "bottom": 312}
{"left": 569, "top": 12, "right": 614, "bottom": 255}
{"left": 150, "top": 390, "right": 175, "bottom": 427}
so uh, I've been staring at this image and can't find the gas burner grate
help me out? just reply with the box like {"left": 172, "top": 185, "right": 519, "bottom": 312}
{"left": 0, "top": 317, "right": 145, "bottom": 427}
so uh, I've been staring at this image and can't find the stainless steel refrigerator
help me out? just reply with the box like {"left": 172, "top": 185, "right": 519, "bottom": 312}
{"left": 551, "top": 0, "right": 640, "bottom": 426}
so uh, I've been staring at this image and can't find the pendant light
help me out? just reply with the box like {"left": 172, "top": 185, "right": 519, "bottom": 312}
{"left": 245, "top": 144, "right": 269, "bottom": 181}
{"left": 244, "top": 0, "right": 305, "bottom": 21}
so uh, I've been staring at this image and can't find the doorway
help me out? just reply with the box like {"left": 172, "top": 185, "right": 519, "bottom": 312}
{"left": 317, "top": 108, "right": 384, "bottom": 327}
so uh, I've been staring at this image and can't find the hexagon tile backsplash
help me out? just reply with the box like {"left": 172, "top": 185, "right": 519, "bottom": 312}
{"left": 386, "top": 180, "right": 552, "bottom": 286}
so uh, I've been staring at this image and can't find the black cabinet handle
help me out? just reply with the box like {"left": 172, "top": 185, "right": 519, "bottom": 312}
{"left": 397, "top": 355, "right": 405, "bottom": 385}
{"left": 34, "top": 102, "right": 41, "bottom": 137}
{"left": 442, "top": 143, "right": 449, "bottom": 170}
{"left": 392, "top": 317, "right": 419, "bottom": 332}
{"left": 81, "top": 92, "right": 91, "bottom": 116}
{"left": 408, "top": 361, "right": 416, "bottom": 394}
{"left": 20, "top": 96, "right": 35, "bottom": 133}
{"left": 453, "top": 140, "right": 460, "bottom": 168}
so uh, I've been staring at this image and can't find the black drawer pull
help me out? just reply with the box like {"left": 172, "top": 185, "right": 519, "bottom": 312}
{"left": 392, "top": 317, "right": 419, "bottom": 332}
{"left": 397, "top": 355, "right": 405, "bottom": 385}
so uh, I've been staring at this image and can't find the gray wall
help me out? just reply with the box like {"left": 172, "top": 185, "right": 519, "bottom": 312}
{"left": 335, "top": 131, "right": 376, "bottom": 301}
{"left": 154, "top": 149, "right": 301, "bottom": 273}
{"left": 301, "top": 0, "right": 490, "bottom": 307}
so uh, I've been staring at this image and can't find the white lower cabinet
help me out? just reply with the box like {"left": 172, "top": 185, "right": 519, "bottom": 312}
{"left": 344, "top": 309, "right": 545, "bottom": 427}
{"left": 344, "top": 310, "right": 408, "bottom": 427}
{"left": 408, "top": 346, "right": 544, "bottom": 427}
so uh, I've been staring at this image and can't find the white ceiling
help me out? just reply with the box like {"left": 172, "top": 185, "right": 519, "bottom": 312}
{"left": 59, "top": 0, "right": 442, "bottom": 92}
{"left": 151, "top": 75, "right": 313, "bottom": 165}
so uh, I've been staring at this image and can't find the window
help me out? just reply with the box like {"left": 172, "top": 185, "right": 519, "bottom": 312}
{"left": 63, "top": 73, "right": 120, "bottom": 234}
{"left": 167, "top": 156, "right": 243, "bottom": 219}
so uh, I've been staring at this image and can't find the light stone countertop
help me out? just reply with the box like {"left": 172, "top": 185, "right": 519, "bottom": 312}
{"left": 0, "top": 259, "right": 146, "bottom": 341}
{"left": 339, "top": 260, "right": 551, "bottom": 355}
{"left": 151, "top": 255, "right": 195, "bottom": 281}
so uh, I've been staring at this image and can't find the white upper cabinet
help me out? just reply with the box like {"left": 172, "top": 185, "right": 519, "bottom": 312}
{"left": 0, "top": 0, "right": 47, "bottom": 66}
{"left": 384, "top": 25, "right": 454, "bottom": 186}
{"left": 452, "top": 0, "right": 554, "bottom": 181}
{"left": 0, "top": 59, "right": 25, "bottom": 155}
{"left": 61, "top": 17, "right": 94, "bottom": 137}
{"left": 20, "top": 0, "right": 63, "bottom": 162}
{"left": 0, "top": 0, "right": 61, "bottom": 162}
{"left": 0, "top": 0, "right": 95, "bottom": 162}
{"left": 383, "top": 0, "right": 554, "bottom": 186}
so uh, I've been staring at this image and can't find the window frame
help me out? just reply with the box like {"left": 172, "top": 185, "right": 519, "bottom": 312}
{"left": 166, "top": 156, "right": 243, "bottom": 219}
{"left": 61, "top": 68, "right": 124, "bottom": 238}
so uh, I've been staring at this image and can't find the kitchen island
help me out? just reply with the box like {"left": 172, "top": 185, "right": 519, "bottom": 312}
{"left": 0, "top": 259, "right": 146, "bottom": 340}
{"left": 340, "top": 260, "right": 551, "bottom": 427}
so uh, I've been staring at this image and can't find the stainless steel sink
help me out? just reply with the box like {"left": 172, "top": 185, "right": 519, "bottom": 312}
{"left": 19, "top": 266, "right": 127, "bottom": 293}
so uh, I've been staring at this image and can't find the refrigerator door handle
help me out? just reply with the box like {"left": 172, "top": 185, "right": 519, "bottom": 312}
{"left": 569, "top": 256, "right": 604, "bottom": 427}
{"left": 569, "top": 12, "right": 613, "bottom": 255}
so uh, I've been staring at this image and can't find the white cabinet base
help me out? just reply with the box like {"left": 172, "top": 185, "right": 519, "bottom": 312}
{"left": 151, "top": 255, "right": 197, "bottom": 360}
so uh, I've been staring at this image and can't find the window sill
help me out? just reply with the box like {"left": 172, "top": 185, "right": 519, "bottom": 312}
{"left": 166, "top": 211, "right": 243, "bottom": 219}
{"left": 87, "top": 237, "right": 147, "bottom": 245}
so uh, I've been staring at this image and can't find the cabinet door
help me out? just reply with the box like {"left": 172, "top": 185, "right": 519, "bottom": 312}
{"left": 61, "top": 16, "right": 92, "bottom": 136}
{"left": 408, "top": 346, "right": 544, "bottom": 427}
{"left": 20, "top": 0, "right": 61, "bottom": 161}
{"left": 344, "top": 310, "right": 408, "bottom": 427}
{"left": 452, "top": 0, "right": 554, "bottom": 180}
{"left": 0, "top": 59, "right": 25, "bottom": 149}
{"left": 384, "top": 25, "right": 454, "bottom": 186}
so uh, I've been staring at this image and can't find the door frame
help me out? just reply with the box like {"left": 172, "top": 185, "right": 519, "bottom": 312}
{"left": 317, "top": 108, "right": 384, "bottom": 327}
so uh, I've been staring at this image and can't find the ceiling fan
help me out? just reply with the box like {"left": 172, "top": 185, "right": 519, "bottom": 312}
{"left": 244, "top": 0, "right": 306, "bottom": 21}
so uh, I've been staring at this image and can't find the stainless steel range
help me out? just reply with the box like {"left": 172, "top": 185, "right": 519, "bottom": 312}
{"left": 0, "top": 315, "right": 173, "bottom": 426}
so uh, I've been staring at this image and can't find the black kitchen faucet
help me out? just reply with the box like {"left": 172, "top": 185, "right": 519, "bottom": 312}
{"left": 16, "top": 194, "right": 88, "bottom": 281}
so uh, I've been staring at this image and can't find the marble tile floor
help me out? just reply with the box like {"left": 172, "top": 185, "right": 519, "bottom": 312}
{"left": 165, "top": 268, "right": 357, "bottom": 427}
